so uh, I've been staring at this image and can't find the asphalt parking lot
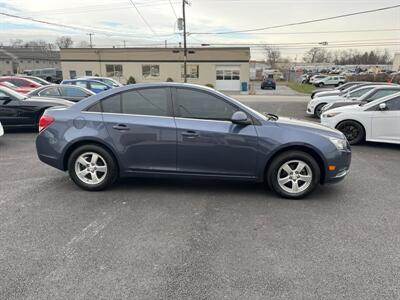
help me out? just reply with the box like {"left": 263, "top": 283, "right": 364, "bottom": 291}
{"left": 1, "top": 96, "right": 400, "bottom": 299}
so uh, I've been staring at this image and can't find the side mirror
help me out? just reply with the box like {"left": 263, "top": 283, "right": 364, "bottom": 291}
{"left": 378, "top": 103, "right": 387, "bottom": 111}
{"left": 231, "top": 111, "right": 251, "bottom": 125}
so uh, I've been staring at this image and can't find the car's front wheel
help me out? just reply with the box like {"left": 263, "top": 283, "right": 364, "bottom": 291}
{"left": 318, "top": 83, "right": 324, "bottom": 87}
{"left": 314, "top": 103, "right": 326, "bottom": 118}
{"left": 68, "top": 144, "right": 118, "bottom": 191}
{"left": 267, "top": 151, "right": 320, "bottom": 199}
{"left": 336, "top": 121, "right": 365, "bottom": 145}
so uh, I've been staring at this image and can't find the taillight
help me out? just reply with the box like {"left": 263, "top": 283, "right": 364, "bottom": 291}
{"left": 38, "top": 115, "right": 55, "bottom": 132}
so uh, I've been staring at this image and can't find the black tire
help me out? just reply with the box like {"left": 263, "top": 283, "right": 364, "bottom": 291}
{"left": 67, "top": 144, "right": 118, "bottom": 191}
{"left": 336, "top": 121, "right": 365, "bottom": 145}
{"left": 338, "top": 82, "right": 344, "bottom": 86}
{"left": 266, "top": 151, "right": 320, "bottom": 199}
{"left": 314, "top": 103, "right": 326, "bottom": 118}
{"left": 318, "top": 82, "right": 324, "bottom": 87}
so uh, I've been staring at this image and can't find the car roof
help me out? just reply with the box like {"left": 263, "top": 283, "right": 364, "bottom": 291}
{"left": 64, "top": 79, "right": 111, "bottom": 85}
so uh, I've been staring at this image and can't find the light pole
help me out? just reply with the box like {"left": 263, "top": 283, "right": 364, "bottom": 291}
{"left": 182, "top": 0, "right": 188, "bottom": 83}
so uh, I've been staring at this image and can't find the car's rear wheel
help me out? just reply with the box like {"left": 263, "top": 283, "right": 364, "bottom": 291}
{"left": 68, "top": 144, "right": 118, "bottom": 191}
{"left": 336, "top": 121, "right": 365, "bottom": 145}
{"left": 267, "top": 151, "right": 320, "bottom": 199}
{"left": 314, "top": 103, "right": 326, "bottom": 118}
{"left": 318, "top": 83, "right": 324, "bottom": 87}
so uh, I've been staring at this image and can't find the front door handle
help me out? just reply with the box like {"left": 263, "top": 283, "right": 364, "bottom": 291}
{"left": 181, "top": 130, "right": 199, "bottom": 138}
{"left": 112, "top": 124, "right": 129, "bottom": 131}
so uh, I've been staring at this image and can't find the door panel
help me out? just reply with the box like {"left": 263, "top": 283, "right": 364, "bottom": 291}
{"left": 371, "top": 111, "right": 400, "bottom": 142}
{"left": 175, "top": 118, "right": 258, "bottom": 176}
{"left": 103, "top": 114, "right": 177, "bottom": 172}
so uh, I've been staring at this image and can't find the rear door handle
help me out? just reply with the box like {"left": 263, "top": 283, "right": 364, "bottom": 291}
{"left": 181, "top": 130, "right": 199, "bottom": 138}
{"left": 112, "top": 124, "right": 129, "bottom": 131}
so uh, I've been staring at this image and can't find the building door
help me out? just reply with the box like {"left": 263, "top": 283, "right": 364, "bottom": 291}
{"left": 215, "top": 65, "right": 241, "bottom": 91}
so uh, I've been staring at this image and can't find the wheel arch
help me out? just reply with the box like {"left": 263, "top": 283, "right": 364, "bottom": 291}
{"left": 263, "top": 144, "right": 327, "bottom": 184}
{"left": 336, "top": 119, "right": 367, "bottom": 139}
{"left": 62, "top": 139, "right": 120, "bottom": 173}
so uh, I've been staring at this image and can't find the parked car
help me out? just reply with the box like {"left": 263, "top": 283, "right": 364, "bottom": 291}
{"left": 321, "top": 86, "right": 400, "bottom": 114}
{"left": 23, "top": 68, "right": 63, "bottom": 83}
{"left": 78, "top": 76, "right": 123, "bottom": 87}
{"left": 36, "top": 83, "right": 351, "bottom": 199}
{"left": 61, "top": 79, "right": 113, "bottom": 94}
{"left": 0, "top": 76, "right": 42, "bottom": 94}
{"left": 321, "top": 92, "right": 400, "bottom": 145}
{"left": 0, "top": 121, "right": 3, "bottom": 137}
{"left": 261, "top": 75, "right": 276, "bottom": 90}
{"left": 311, "top": 81, "right": 365, "bottom": 99}
{"left": 27, "top": 85, "right": 95, "bottom": 102}
{"left": 16, "top": 75, "right": 52, "bottom": 86}
{"left": 309, "top": 75, "right": 327, "bottom": 85}
{"left": 313, "top": 76, "right": 346, "bottom": 87}
{"left": 307, "top": 85, "right": 382, "bottom": 117}
{"left": 0, "top": 86, "right": 73, "bottom": 129}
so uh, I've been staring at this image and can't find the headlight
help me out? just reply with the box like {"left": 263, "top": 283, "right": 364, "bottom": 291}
{"left": 323, "top": 112, "right": 341, "bottom": 118}
{"left": 329, "top": 137, "right": 347, "bottom": 150}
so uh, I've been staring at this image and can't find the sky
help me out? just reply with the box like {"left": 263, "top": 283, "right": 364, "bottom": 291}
{"left": 1, "top": 0, "right": 400, "bottom": 60}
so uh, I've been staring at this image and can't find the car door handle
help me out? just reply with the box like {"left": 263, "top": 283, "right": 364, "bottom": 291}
{"left": 112, "top": 124, "right": 129, "bottom": 131}
{"left": 181, "top": 130, "right": 199, "bottom": 138}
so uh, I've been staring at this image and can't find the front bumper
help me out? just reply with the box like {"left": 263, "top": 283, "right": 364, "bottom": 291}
{"left": 324, "top": 149, "right": 352, "bottom": 184}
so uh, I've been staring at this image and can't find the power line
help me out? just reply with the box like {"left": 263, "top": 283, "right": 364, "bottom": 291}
{"left": 240, "top": 28, "right": 400, "bottom": 35}
{"left": 0, "top": 12, "right": 175, "bottom": 39}
{"left": 128, "top": 0, "right": 157, "bottom": 34}
{"left": 191, "top": 4, "right": 400, "bottom": 34}
{"left": 168, "top": 0, "right": 179, "bottom": 18}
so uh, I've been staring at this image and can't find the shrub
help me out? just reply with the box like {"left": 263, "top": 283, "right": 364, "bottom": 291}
{"left": 166, "top": 77, "right": 174, "bottom": 82}
{"left": 126, "top": 76, "right": 136, "bottom": 84}
{"left": 205, "top": 83, "right": 214, "bottom": 88}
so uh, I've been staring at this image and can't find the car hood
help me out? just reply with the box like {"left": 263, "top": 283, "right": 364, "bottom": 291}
{"left": 24, "top": 96, "right": 74, "bottom": 106}
{"left": 314, "top": 95, "right": 346, "bottom": 102}
{"left": 315, "top": 90, "right": 341, "bottom": 97}
{"left": 322, "top": 104, "right": 363, "bottom": 114}
{"left": 274, "top": 117, "right": 343, "bottom": 137}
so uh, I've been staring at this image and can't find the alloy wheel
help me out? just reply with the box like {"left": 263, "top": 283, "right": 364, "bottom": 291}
{"left": 74, "top": 152, "right": 108, "bottom": 185}
{"left": 277, "top": 160, "right": 313, "bottom": 194}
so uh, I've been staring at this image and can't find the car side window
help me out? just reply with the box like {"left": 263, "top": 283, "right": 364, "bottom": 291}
{"left": 368, "top": 89, "right": 400, "bottom": 101}
{"left": 62, "top": 87, "right": 87, "bottom": 97}
{"left": 176, "top": 88, "right": 238, "bottom": 121}
{"left": 0, "top": 91, "right": 11, "bottom": 104}
{"left": 385, "top": 97, "right": 400, "bottom": 111}
{"left": 90, "top": 82, "right": 108, "bottom": 90}
{"left": 101, "top": 94, "right": 122, "bottom": 114}
{"left": 87, "top": 102, "right": 102, "bottom": 112}
{"left": 121, "top": 88, "right": 169, "bottom": 116}
{"left": 350, "top": 87, "right": 373, "bottom": 98}
{"left": 39, "top": 87, "right": 60, "bottom": 97}
{"left": 75, "top": 81, "right": 87, "bottom": 89}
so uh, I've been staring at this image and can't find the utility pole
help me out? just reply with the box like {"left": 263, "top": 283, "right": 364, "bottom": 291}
{"left": 182, "top": 0, "right": 188, "bottom": 83}
{"left": 87, "top": 33, "right": 94, "bottom": 48}
{"left": 123, "top": 40, "right": 126, "bottom": 48}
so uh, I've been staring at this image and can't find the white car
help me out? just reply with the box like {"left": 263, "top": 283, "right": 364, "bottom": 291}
{"left": 314, "top": 76, "right": 346, "bottom": 87}
{"left": 0, "top": 121, "right": 3, "bottom": 137}
{"left": 309, "top": 74, "right": 327, "bottom": 84}
{"left": 307, "top": 85, "right": 380, "bottom": 117}
{"left": 321, "top": 92, "right": 400, "bottom": 145}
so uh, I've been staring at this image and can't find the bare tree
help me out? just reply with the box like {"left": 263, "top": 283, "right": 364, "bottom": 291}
{"left": 9, "top": 39, "right": 24, "bottom": 47}
{"left": 56, "top": 36, "right": 74, "bottom": 49}
{"left": 303, "top": 47, "right": 330, "bottom": 63}
{"left": 265, "top": 45, "right": 281, "bottom": 68}
{"left": 77, "top": 40, "right": 90, "bottom": 48}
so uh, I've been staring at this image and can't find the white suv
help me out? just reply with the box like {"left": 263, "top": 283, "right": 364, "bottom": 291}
{"left": 314, "top": 76, "right": 346, "bottom": 87}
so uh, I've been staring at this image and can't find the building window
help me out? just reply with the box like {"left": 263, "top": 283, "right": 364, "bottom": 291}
{"left": 142, "top": 64, "right": 160, "bottom": 79}
{"left": 85, "top": 70, "right": 93, "bottom": 76}
{"left": 216, "top": 69, "right": 240, "bottom": 81}
{"left": 36, "top": 60, "right": 39, "bottom": 64}
{"left": 181, "top": 64, "right": 199, "bottom": 79}
{"left": 20, "top": 60, "right": 24, "bottom": 63}
{"left": 105, "top": 64, "right": 123, "bottom": 77}
{"left": 69, "top": 70, "right": 77, "bottom": 79}
{"left": 5, "top": 61, "right": 10, "bottom": 64}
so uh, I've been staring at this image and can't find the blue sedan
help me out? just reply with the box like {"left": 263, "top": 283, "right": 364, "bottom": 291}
{"left": 61, "top": 79, "right": 113, "bottom": 94}
{"left": 36, "top": 83, "right": 351, "bottom": 199}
